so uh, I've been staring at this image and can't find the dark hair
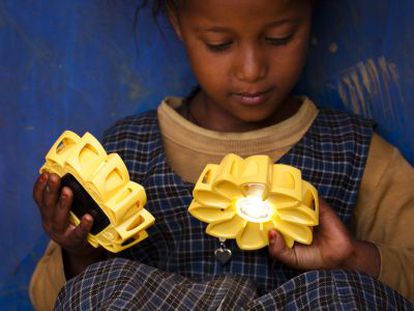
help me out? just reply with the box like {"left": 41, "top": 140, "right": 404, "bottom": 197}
{"left": 136, "top": 0, "right": 180, "bottom": 21}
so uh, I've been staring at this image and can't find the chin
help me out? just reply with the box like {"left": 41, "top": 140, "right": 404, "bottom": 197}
{"left": 239, "top": 107, "right": 275, "bottom": 122}
{"left": 236, "top": 113, "right": 272, "bottom": 127}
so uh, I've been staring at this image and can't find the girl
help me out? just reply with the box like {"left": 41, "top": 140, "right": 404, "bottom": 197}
{"left": 30, "top": 0, "right": 414, "bottom": 309}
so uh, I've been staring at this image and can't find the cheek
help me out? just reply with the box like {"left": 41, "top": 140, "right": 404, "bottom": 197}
{"left": 186, "top": 49, "right": 230, "bottom": 88}
{"left": 274, "top": 25, "right": 310, "bottom": 74}
{"left": 270, "top": 40, "right": 309, "bottom": 84}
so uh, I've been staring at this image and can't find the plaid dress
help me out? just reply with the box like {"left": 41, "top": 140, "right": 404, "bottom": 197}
{"left": 55, "top": 109, "right": 413, "bottom": 310}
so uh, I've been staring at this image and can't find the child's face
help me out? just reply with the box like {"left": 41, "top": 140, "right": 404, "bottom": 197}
{"left": 171, "top": 0, "right": 312, "bottom": 130}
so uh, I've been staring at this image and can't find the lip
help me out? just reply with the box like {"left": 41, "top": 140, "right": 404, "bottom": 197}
{"left": 231, "top": 88, "right": 273, "bottom": 106}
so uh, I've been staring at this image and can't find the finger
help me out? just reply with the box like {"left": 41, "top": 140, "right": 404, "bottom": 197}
{"left": 34, "top": 173, "right": 54, "bottom": 228}
{"left": 42, "top": 174, "right": 61, "bottom": 212}
{"left": 33, "top": 173, "right": 49, "bottom": 207}
{"left": 315, "top": 198, "right": 352, "bottom": 252}
{"left": 66, "top": 214, "right": 94, "bottom": 246}
{"left": 317, "top": 198, "right": 347, "bottom": 234}
{"left": 318, "top": 198, "right": 333, "bottom": 218}
{"left": 318, "top": 198, "right": 344, "bottom": 222}
{"left": 268, "top": 230, "right": 297, "bottom": 266}
{"left": 52, "top": 187, "right": 73, "bottom": 234}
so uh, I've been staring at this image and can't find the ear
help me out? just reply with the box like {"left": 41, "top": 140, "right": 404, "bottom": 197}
{"left": 167, "top": 5, "right": 183, "bottom": 41}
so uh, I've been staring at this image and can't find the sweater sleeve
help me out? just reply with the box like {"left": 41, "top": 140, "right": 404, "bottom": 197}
{"left": 353, "top": 133, "right": 414, "bottom": 302}
{"left": 29, "top": 241, "right": 66, "bottom": 311}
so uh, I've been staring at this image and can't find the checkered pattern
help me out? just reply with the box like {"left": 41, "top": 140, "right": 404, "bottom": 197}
{"left": 55, "top": 258, "right": 413, "bottom": 310}
{"left": 278, "top": 109, "right": 373, "bottom": 227}
{"left": 55, "top": 258, "right": 256, "bottom": 311}
{"left": 245, "top": 269, "right": 413, "bottom": 310}
{"left": 54, "top": 109, "right": 414, "bottom": 309}
{"left": 100, "top": 109, "right": 373, "bottom": 292}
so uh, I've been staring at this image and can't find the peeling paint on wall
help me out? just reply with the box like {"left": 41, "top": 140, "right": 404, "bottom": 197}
{"left": 119, "top": 62, "right": 147, "bottom": 101}
{"left": 0, "top": 2, "right": 53, "bottom": 63}
{"left": 329, "top": 42, "right": 338, "bottom": 54}
{"left": 334, "top": 57, "right": 404, "bottom": 128}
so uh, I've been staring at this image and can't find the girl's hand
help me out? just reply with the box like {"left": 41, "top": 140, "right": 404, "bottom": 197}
{"left": 268, "top": 198, "right": 380, "bottom": 278}
{"left": 33, "top": 172, "right": 97, "bottom": 256}
{"left": 33, "top": 173, "right": 107, "bottom": 279}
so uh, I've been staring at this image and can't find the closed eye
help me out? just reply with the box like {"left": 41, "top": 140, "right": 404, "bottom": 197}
{"left": 205, "top": 41, "right": 233, "bottom": 52}
{"left": 265, "top": 35, "right": 293, "bottom": 46}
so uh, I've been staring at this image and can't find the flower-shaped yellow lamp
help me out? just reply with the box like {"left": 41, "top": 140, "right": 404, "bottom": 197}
{"left": 188, "top": 154, "right": 319, "bottom": 250}
{"left": 40, "top": 130, "right": 155, "bottom": 253}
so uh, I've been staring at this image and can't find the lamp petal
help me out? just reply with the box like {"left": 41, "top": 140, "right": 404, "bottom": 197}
{"left": 206, "top": 215, "right": 246, "bottom": 239}
{"left": 277, "top": 205, "right": 318, "bottom": 226}
{"left": 188, "top": 201, "right": 235, "bottom": 223}
{"left": 272, "top": 217, "right": 313, "bottom": 245}
{"left": 194, "top": 190, "right": 231, "bottom": 209}
{"left": 236, "top": 222, "right": 268, "bottom": 250}
{"left": 283, "top": 235, "right": 295, "bottom": 248}
{"left": 266, "top": 194, "right": 299, "bottom": 209}
{"left": 270, "top": 164, "right": 302, "bottom": 201}
{"left": 213, "top": 180, "right": 244, "bottom": 199}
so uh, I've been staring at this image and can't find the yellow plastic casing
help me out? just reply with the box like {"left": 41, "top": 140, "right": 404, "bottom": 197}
{"left": 188, "top": 153, "right": 319, "bottom": 250}
{"left": 40, "top": 130, "right": 155, "bottom": 253}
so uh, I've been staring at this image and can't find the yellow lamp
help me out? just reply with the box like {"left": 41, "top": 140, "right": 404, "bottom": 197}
{"left": 40, "top": 130, "right": 155, "bottom": 253}
{"left": 188, "top": 154, "right": 319, "bottom": 250}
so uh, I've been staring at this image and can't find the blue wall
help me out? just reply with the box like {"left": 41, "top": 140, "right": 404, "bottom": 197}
{"left": 0, "top": 1, "right": 413, "bottom": 309}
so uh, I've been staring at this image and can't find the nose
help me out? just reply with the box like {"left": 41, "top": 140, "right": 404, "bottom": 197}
{"left": 233, "top": 45, "right": 268, "bottom": 83}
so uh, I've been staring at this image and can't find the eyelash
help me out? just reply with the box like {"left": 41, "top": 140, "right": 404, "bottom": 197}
{"left": 205, "top": 42, "right": 232, "bottom": 52}
{"left": 265, "top": 34, "right": 294, "bottom": 46}
{"left": 205, "top": 35, "right": 294, "bottom": 53}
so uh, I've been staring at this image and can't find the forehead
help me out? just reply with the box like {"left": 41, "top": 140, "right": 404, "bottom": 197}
{"left": 178, "top": 0, "right": 311, "bottom": 25}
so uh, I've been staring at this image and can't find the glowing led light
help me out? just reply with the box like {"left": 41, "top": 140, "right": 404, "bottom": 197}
{"left": 236, "top": 196, "right": 272, "bottom": 222}
{"left": 188, "top": 153, "right": 319, "bottom": 250}
{"left": 244, "top": 183, "right": 266, "bottom": 197}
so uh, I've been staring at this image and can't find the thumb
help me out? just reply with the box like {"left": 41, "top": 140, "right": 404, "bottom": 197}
{"left": 268, "top": 230, "right": 297, "bottom": 266}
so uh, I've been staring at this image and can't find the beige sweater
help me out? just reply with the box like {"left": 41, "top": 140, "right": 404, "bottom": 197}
{"left": 29, "top": 97, "right": 414, "bottom": 310}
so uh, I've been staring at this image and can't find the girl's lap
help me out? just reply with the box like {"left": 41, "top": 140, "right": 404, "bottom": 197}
{"left": 55, "top": 258, "right": 413, "bottom": 311}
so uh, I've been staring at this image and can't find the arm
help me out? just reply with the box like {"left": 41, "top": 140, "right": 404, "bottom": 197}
{"left": 29, "top": 241, "right": 65, "bottom": 311}
{"left": 353, "top": 133, "right": 414, "bottom": 302}
{"left": 268, "top": 133, "right": 414, "bottom": 302}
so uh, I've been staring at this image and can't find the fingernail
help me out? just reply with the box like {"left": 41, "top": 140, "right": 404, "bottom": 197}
{"left": 60, "top": 188, "right": 67, "bottom": 198}
{"left": 268, "top": 231, "right": 276, "bottom": 244}
{"left": 49, "top": 175, "right": 56, "bottom": 185}
{"left": 40, "top": 174, "right": 48, "bottom": 182}
{"left": 60, "top": 193, "right": 67, "bottom": 205}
